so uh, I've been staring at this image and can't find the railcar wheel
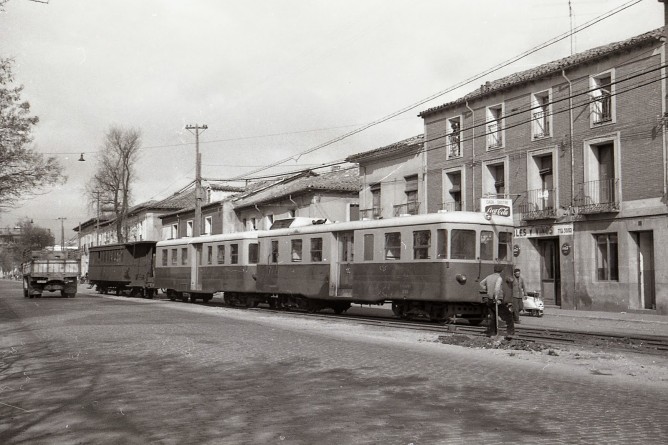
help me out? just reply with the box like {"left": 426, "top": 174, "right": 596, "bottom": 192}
{"left": 189, "top": 295, "right": 197, "bottom": 303}
{"left": 180, "top": 294, "right": 188, "bottom": 303}
{"left": 67, "top": 292, "right": 76, "bottom": 298}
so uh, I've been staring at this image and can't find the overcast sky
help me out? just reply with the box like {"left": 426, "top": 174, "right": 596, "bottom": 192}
{"left": 0, "top": 0, "right": 663, "bottom": 237}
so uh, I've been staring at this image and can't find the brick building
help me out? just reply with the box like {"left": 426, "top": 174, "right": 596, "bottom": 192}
{"left": 419, "top": 27, "right": 667, "bottom": 314}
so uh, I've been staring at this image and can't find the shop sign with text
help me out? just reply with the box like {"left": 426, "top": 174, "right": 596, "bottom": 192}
{"left": 480, "top": 198, "right": 513, "bottom": 219}
{"left": 514, "top": 223, "right": 573, "bottom": 238}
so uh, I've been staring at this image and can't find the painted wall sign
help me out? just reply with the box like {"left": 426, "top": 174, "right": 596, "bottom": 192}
{"left": 480, "top": 198, "right": 513, "bottom": 219}
{"left": 514, "top": 223, "right": 574, "bottom": 239}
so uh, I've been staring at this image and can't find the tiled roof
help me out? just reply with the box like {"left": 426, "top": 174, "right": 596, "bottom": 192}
{"left": 419, "top": 26, "right": 664, "bottom": 117}
{"left": 233, "top": 168, "right": 360, "bottom": 209}
{"left": 346, "top": 134, "right": 424, "bottom": 163}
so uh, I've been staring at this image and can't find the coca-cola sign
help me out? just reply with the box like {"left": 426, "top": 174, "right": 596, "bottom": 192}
{"left": 485, "top": 205, "right": 510, "bottom": 217}
{"left": 480, "top": 198, "right": 513, "bottom": 219}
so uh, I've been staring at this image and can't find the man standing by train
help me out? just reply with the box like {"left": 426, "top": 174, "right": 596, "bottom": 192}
{"left": 479, "top": 264, "right": 515, "bottom": 339}
{"left": 511, "top": 267, "right": 526, "bottom": 324}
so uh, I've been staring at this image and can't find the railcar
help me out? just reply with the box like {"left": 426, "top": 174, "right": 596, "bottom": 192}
{"left": 256, "top": 212, "right": 514, "bottom": 323}
{"left": 88, "top": 241, "right": 157, "bottom": 298}
{"left": 155, "top": 233, "right": 262, "bottom": 303}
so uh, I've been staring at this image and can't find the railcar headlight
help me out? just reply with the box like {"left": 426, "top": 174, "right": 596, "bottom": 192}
{"left": 455, "top": 274, "right": 467, "bottom": 284}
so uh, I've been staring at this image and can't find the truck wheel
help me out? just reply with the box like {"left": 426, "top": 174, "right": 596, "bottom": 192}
{"left": 68, "top": 292, "right": 76, "bottom": 298}
{"left": 23, "top": 289, "right": 28, "bottom": 298}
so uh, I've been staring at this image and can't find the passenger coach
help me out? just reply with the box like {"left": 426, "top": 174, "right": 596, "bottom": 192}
{"left": 256, "top": 212, "right": 514, "bottom": 323}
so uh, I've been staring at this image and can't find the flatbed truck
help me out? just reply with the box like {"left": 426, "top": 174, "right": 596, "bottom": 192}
{"left": 22, "top": 250, "right": 79, "bottom": 298}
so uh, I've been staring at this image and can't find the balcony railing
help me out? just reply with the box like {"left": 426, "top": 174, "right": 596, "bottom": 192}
{"left": 574, "top": 178, "right": 619, "bottom": 214}
{"left": 393, "top": 201, "right": 420, "bottom": 217}
{"left": 532, "top": 111, "right": 550, "bottom": 138}
{"left": 447, "top": 134, "right": 461, "bottom": 157}
{"left": 592, "top": 94, "right": 612, "bottom": 124}
{"left": 487, "top": 122, "right": 502, "bottom": 148}
{"left": 519, "top": 188, "right": 557, "bottom": 220}
{"left": 441, "top": 201, "right": 463, "bottom": 212}
{"left": 360, "top": 207, "right": 382, "bottom": 220}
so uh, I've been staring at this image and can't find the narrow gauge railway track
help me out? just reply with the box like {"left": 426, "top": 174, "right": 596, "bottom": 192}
{"left": 244, "top": 305, "right": 668, "bottom": 356}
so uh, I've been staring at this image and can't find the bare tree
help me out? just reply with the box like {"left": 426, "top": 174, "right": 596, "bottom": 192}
{"left": 86, "top": 126, "right": 142, "bottom": 243}
{"left": 0, "top": 58, "right": 65, "bottom": 209}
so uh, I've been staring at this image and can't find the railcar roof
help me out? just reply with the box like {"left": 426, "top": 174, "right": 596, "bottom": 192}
{"left": 260, "top": 212, "right": 513, "bottom": 237}
{"left": 89, "top": 241, "right": 157, "bottom": 251}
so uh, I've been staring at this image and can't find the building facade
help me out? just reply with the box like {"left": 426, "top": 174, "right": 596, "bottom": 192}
{"left": 346, "top": 134, "right": 425, "bottom": 220}
{"left": 419, "top": 27, "right": 667, "bottom": 314}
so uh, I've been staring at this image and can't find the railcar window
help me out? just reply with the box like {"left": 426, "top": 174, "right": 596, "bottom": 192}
{"left": 217, "top": 245, "right": 225, "bottom": 264}
{"left": 498, "top": 232, "right": 512, "bottom": 261}
{"left": 451, "top": 230, "right": 476, "bottom": 259}
{"left": 363, "top": 234, "right": 374, "bottom": 261}
{"left": 161, "top": 250, "right": 168, "bottom": 266}
{"left": 171, "top": 249, "right": 177, "bottom": 265}
{"left": 437, "top": 229, "right": 448, "bottom": 259}
{"left": 310, "top": 237, "right": 323, "bottom": 262}
{"left": 385, "top": 232, "right": 401, "bottom": 260}
{"left": 413, "top": 230, "right": 431, "bottom": 259}
{"left": 248, "top": 243, "right": 259, "bottom": 264}
{"left": 207, "top": 246, "right": 213, "bottom": 265}
{"left": 230, "top": 244, "right": 239, "bottom": 264}
{"left": 291, "top": 239, "right": 303, "bottom": 262}
{"left": 271, "top": 240, "right": 279, "bottom": 263}
{"left": 480, "top": 230, "right": 494, "bottom": 260}
{"left": 181, "top": 248, "right": 188, "bottom": 265}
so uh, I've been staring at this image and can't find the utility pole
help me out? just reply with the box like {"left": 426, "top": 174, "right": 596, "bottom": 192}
{"left": 57, "top": 217, "right": 67, "bottom": 252}
{"left": 95, "top": 190, "right": 100, "bottom": 246}
{"left": 185, "top": 124, "right": 208, "bottom": 237}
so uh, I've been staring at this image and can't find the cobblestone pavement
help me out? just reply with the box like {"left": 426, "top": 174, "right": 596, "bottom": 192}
{"left": 1, "top": 281, "right": 667, "bottom": 444}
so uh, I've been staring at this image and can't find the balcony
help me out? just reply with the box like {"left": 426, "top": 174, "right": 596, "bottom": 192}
{"left": 441, "top": 200, "right": 463, "bottom": 212}
{"left": 360, "top": 207, "right": 382, "bottom": 220}
{"left": 532, "top": 111, "right": 550, "bottom": 139}
{"left": 574, "top": 178, "right": 619, "bottom": 214}
{"left": 393, "top": 201, "right": 420, "bottom": 217}
{"left": 520, "top": 188, "right": 557, "bottom": 220}
{"left": 592, "top": 94, "right": 612, "bottom": 125}
{"left": 487, "top": 123, "right": 503, "bottom": 149}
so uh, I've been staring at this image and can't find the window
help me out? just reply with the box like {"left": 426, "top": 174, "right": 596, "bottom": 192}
{"left": 371, "top": 183, "right": 381, "bottom": 218}
{"left": 443, "top": 170, "right": 463, "bottom": 211}
{"left": 230, "top": 244, "right": 239, "bottom": 264}
{"left": 498, "top": 232, "right": 511, "bottom": 261}
{"left": 451, "top": 229, "right": 476, "bottom": 259}
{"left": 171, "top": 249, "right": 177, "bottom": 265}
{"left": 531, "top": 90, "right": 551, "bottom": 139}
{"left": 447, "top": 116, "right": 462, "bottom": 158}
{"left": 204, "top": 217, "right": 212, "bottom": 235}
{"left": 385, "top": 232, "right": 401, "bottom": 260}
{"left": 242, "top": 218, "right": 248, "bottom": 230}
{"left": 480, "top": 230, "right": 494, "bottom": 260}
{"left": 483, "top": 161, "right": 506, "bottom": 198}
{"left": 486, "top": 104, "right": 503, "bottom": 149}
{"left": 413, "top": 230, "right": 431, "bottom": 260}
{"left": 161, "top": 250, "right": 168, "bottom": 266}
{"left": 590, "top": 71, "right": 614, "bottom": 125}
{"left": 595, "top": 233, "right": 618, "bottom": 281}
{"left": 271, "top": 240, "right": 279, "bottom": 263}
{"left": 404, "top": 175, "right": 419, "bottom": 215}
{"left": 364, "top": 234, "right": 374, "bottom": 261}
{"left": 171, "top": 223, "right": 178, "bottom": 239}
{"left": 437, "top": 229, "right": 448, "bottom": 259}
{"left": 310, "top": 237, "right": 323, "bottom": 262}
{"left": 186, "top": 220, "right": 193, "bottom": 237}
{"left": 206, "top": 246, "right": 213, "bottom": 265}
{"left": 291, "top": 239, "right": 303, "bottom": 262}
{"left": 217, "top": 245, "right": 225, "bottom": 264}
{"left": 181, "top": 248, "right": 188, "bottom": 265}
{"left": 251, "top": 218, "right": 257, "bottom": 230}
{"left": 248, "top": 243, "right": 258, "bottom": 264}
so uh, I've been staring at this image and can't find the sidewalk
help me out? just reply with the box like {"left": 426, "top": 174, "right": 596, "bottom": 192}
{"left": 518, "top": 306, "right": 668, "bottom": 338}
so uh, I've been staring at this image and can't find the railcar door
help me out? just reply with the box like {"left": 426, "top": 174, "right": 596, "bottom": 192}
{"left": 191, "top": 243, "right": 202, "bottom": 291}
{"left": 335, "top": 231, "right": 354, "bottom": 297}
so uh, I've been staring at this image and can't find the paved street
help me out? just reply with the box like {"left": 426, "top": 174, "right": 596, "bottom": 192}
{"left": 1, "top": 280, "right": 668, "bottom": 445}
